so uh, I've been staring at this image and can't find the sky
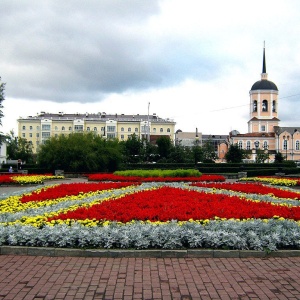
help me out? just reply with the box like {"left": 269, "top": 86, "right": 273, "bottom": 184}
{"left": 1, "top": 0, "right": 300, "bottom": 136}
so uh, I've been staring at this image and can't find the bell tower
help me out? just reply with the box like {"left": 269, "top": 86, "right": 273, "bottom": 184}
{"left": 248, "top": 43, "right": 279, "bottom": 134}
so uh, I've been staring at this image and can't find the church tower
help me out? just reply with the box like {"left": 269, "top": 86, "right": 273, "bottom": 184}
{"left": 248, "top": 43, "right": 279, "bottom": 134}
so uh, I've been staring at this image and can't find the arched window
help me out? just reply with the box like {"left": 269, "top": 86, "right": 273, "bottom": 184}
{"left": 283, "top": 140, "right": 287, "bottom": 150}
{"left": 263, "top": 141, "right": 268, "bottom": 149}
{"left": 262, "top": 100, "right": 268, "bottom": 111}
{"left": 160, "top": 128, "right": 163, "bottom": 132}
{"left": 253, "top": 100, "right": 257, "bottom": 112}
{"left": 238, "top": 141, "right": 243, "bottom": 149}
{"left": 167, "top": 128, "right": 170, "bottom": 133}
{"left": 128, "top": 127, "right": 131, "bottom": 132}
{"left": 246, "top": 141, "right": 251, "bottom": 150}
{"left": 296, "top": 141, "right": 300, "bottom": 151}
{"left": 87, "top": 127, "right": 90, "bottom": 131}
{"left": 121, "top": 127, "right": 124, "bottom": 132}
{"left": 62, "top": 126, "right": 65, "bottom": 131}
{"left": 272, "top": 100, "right": 276, "bottom": 112}
{"left": 153, "top": 128, "right": 156, "bottom": 133}
{"left": 69, "top": 126, "right": 72, "bottom": 131}
{"left": 135, "top": 128, "right": 138, "bottom": 132}
{"left": 94, "top": 127, "right": 97, "bottom": 131}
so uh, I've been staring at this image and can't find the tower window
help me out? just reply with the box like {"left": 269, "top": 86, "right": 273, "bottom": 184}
{"left": 262, "top": 100, "right": 268, "bottom": 111}
{"left": 253, "top": 100, "right": 257, "bottom": 112}
{"left": 272, "top": 100, "right": 276, "bottom": 112}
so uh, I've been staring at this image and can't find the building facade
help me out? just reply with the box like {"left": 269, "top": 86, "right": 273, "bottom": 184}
{"left": 18, "top": 112, "right": 176, "bottom": 153}
{"left": 230, "top": 46, "right": 300, "bottom": 162}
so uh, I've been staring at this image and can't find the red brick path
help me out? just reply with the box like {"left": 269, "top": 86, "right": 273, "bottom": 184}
{"left": 1, "top": 256, "right": 300, "bottom": 299}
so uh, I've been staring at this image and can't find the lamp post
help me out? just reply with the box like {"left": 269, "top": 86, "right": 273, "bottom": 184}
{"left": 194, "top": 128, "right": 200, "bottom": 166}
{"left": 283, "top": 135, "right": 290, "bottom": 160}
{"left": 254, "top": 141, "right": 259, "bottom": 163}
{"left": 291, "top": 129, "right": 298, "bottom": 161}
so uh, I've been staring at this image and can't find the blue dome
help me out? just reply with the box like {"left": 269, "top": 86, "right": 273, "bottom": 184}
{"left": 251, "top": 80, "right": 278, "bottom": 91}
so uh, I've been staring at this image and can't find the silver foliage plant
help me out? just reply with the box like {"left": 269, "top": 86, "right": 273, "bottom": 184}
{"left": 0, "top": 219, "right": 300, "bottom": 252}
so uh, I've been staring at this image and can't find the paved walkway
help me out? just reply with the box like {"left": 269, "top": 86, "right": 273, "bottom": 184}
{"left": 0, "top": 255, "right": 300, "bottom": 299}
{"left": 1, "top": 178, "right": 300, "bottom": 299}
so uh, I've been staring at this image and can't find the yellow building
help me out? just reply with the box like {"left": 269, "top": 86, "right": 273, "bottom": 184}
{"left": 230, "top": 45, "right": 300, "bottom": 162}
{"left": 18, "top": 112, "right": 176, "bottom": 153}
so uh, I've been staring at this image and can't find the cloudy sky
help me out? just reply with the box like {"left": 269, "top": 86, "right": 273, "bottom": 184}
{"left": 1, "top": 0, "right": 300, "bottom": 136}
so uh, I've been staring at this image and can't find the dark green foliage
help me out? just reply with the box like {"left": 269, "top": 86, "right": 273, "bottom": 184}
{"left": 225, "top": 144, "right": 247, "bottom": 163}
{"left": 6, "top": 130, "right": 34, "bottom": 163}
{"left": 274, "top": 151, "right": 284, "bottom": 163}
{"left": 37, "top": 132, "right": 122, "bottom": 172}
{"left": 156, "top": 136, "right": 172, "bottom": 159}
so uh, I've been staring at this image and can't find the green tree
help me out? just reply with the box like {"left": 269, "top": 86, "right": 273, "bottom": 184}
{"left": 156, "top": 136, "right": 173, "bottom": 160}
{"left": 274, "top": 151, "right": 284, "bottom": 163}
{"left": 121, "top": 134, "right": 143, "bottom": 163}
{"left": 6, "top": 130, "right": 34, "bottom": 163}
{"left": 255, "top": 149, "right": 270, "bottom": 163}
{"left": 225, "top": 144, "right": 245, "bottom": 163}
{"left": 37, "top": 132, "right": 122, "bottom": 172}
{"left": 202, "top": 139, "right": 217, "bottom": 162}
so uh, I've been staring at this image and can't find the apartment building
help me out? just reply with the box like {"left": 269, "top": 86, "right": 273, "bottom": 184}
{"left": 18, "top": 112, "right": 176, "bottom": 153}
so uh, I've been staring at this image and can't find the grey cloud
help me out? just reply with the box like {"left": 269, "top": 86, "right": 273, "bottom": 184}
{"left": 1, "top": 0, "right": 221, "bottom": 102}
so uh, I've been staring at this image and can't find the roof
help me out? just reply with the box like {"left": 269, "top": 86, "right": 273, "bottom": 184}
{"left": 18, "top": 112, "right": 175, "bottom": 124}
{"left": 251, "top": 80, "right": 278, "bottom": 91}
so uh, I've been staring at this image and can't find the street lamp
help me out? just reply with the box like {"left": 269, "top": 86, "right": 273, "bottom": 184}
{"left": 254, "top": 141, "right": 259, "bottom": 163}
{"left": 283, "top": 135, "right": 290, "bottom": 160}
{"left": 291, "top": 129, "right": 298, "bottom": 161}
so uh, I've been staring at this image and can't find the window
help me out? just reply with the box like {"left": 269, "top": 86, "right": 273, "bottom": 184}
{"left": 153, "top": 128, "right": 156, "bottom": 133}
{"left": 296, "top": 141, "right": 300, "bottom": 151}
{"left": 55, "top": 126, "right": 58, "bottom": 130}
{"left": 74, "top": 125, "right": 83, "bottom": 131}
{"left": 262, "top": 100, "right": 268, "bottom": 111}
{"left": 36, "top": 133, "right": 40, "bottom": 138}
{"left": 121, "top": 134, "right": 124, "bottom": 140}
{"left": 22, "top": 126, "right": 26, "bottom": 130}
{"left": 55, "top": 134, "right": 58, "bottom": 137}
{"left": 253, "top": 100, "right": 257, "bottom": 112}
{"left": 238, "top": 141, "right": 243, "bottom": 149}
{"left": 263, "top": 141, "right": 268, "bottom": 149}
{"left": 160, "top": 128, "right": 163, "bottom": 132}
{"left": 62, "top": 126, "right": 65, "bottom": 131}
{"left": 29, "top": 126, "right": 33, "bottom": 130}
{"left": 22, "top": 133, "right": 25, "bottom": 138}
{"left": 94, "top": 127, "right": 97, "bottom": 131}
{"left": 107, "top": 126, "right": 116, "bottom": 132}
{"left": 128, "top": 127, "right": 131, "bottom": 132}
{"left": 283, "top": 140, "right": 287, "bottom": 150}
{"left": 69, "top": 126, "right": 72, "bottom": 131}
{"left": 246, "top": 141, "right": 251, "bottom": 150}
{"left": 29, "top": 133, "right": 32, "bottom": 138}
{"left": 121, "top": 127, "right": 124, "bottom": 132}
{"left": 101, "top": 127, "right": 105, "bottom": 131}
{"left": 42, "top": 132, "right": 50, "bottom": 138}
{"left": 167, "top": 128, "right": 170, "bottom": 133}
{"left": 135, "top": 128, "right": 138, "bottom": 132}
{"left": 42, "top": 124, "right": 51, "bottom": 130}
{"left": 261, "top": 125, "right": 266, "bottom": 132}
{"left": 272, "top": 100, "right": 276, "bottom": 112}
{"left": 37, "top": 126, "right": 40, "bottom": 130}
{"left": 107, "top": 133, "right": 115, "bottom": 139}
{"left": 87, "top": 127, "right": 90, "bottom": 131}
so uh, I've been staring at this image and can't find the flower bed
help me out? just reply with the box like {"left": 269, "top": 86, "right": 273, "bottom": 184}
{"left": 87, "top": 173, "right": 225, "bottom": 182}
{"left": 1, "top": 178, "right": 300, "bottom": 251}
{"left": 239, "top": 176, "right": 300, "bottom": 186}
{"left": 0, "top": 174, "right": 64, "bottom": 185}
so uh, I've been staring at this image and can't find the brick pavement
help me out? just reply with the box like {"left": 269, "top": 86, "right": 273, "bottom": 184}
{"left": 0, "top": 255, "right": 300, "bottom": 299}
